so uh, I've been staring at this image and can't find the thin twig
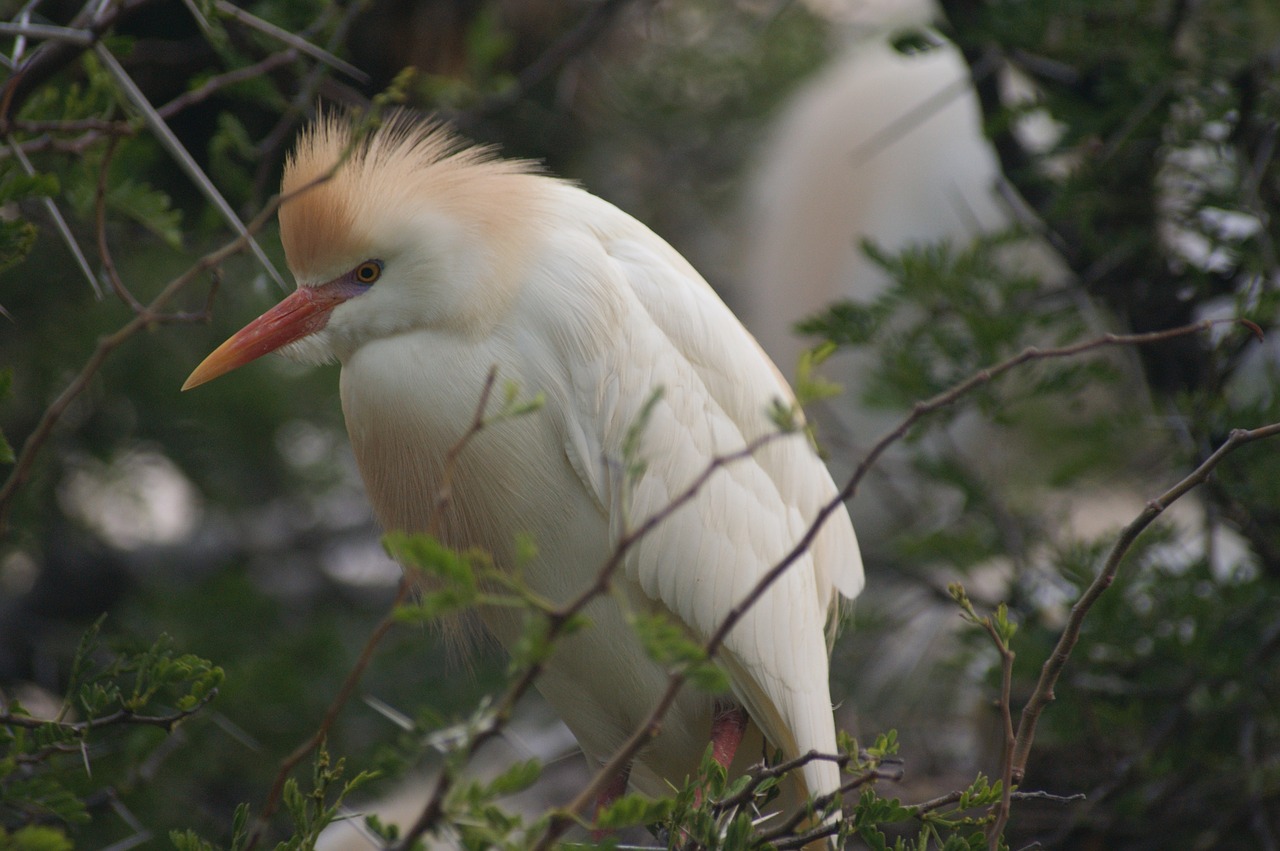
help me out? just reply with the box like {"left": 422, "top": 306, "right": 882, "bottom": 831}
{"left": 94, "top": 134, "right": 144, "bottom": 311}
{"left": 1008, "top": 418, "right": 1280, "bottom": 780}
{"left": 983, "top": 617, "right": 1016, "bottom": 849}
{"left": 156, "top": 50, "right": 301, "bottom": 121}
{"left": 0, "top": 691, "right": 216, "bottom": 733}
{"left": 7, "top": 133, "right": 102, "bottom": 298}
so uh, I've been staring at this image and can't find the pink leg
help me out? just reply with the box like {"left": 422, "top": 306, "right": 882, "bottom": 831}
{"left": 693, "top": 703, "right": 750, "bottom": 807}
{"left": 710, "top": 704, "right": 749, "bottom": 771}
{"left": 590, "top": 764, "right": 631, "bottom": 840}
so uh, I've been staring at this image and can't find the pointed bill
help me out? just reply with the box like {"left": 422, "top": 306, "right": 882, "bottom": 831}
{"left": 183, "top": 282, "right": 353, "bottom": 390}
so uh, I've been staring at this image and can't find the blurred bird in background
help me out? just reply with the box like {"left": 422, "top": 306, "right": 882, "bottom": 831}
{"left": 185, "top": 113, "right": 865, "bottom": 825}
{"left": 738, "top": 0, "right": 1072, "bottom": 561}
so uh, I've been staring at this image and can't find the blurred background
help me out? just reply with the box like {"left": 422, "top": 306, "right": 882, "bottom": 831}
{"left": 1, "top": 0, "right": 1279, "bottom": 848}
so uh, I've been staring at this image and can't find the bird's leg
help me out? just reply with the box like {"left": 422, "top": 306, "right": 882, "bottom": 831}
{"left": 590, "top": 763, "right": 632, "bottom": 840}
{"left": 710, "top": 703, "right": 749, "bottom": 771}
{"left": 693, "top": 702, "right": 750, "bottom": 808}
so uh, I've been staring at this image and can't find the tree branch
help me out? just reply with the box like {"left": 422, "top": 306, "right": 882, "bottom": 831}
{"left": 1009, "top": 419, "right": 1280, "bottom": 781}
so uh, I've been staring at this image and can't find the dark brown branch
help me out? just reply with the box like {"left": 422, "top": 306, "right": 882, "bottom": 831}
{"left": 525, "top": 319, "right": 1253, "bottom": 849}
{"left": 1009, "top": 419, "right": 1280, "bottom": 780}
{"left": 156, "top": 51, "right": 301, "bottom": 121}
{"left": 94, "top": 135, "right": 144, "bottom": 312}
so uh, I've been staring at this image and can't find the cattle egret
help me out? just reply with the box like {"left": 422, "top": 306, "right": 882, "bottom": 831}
{"left": 738, "top": 22, "right": 1068, "bottom": 563}
{"left": 185, "top": 114, "right": 865, "bottom": 826}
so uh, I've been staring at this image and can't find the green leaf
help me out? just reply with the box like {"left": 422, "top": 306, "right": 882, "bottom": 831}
{"left": 793, "top": 341, "right": 844, "bottom": 406}
{"left": 595, "top": 793, "right": 672, "bottom": 829}
{"left": 101, "top": 178, "right": 184, "bottom": 249}
{"left": 631, "top": 613, "right": 728, "bottom": 692}
{"left": 0, "top": 827, "right": 74, "bottom": 851}
{"left": 796, "top": 299, "right": 882, "bottom": 348}
{"left": 384, "top": 532, "right": 477, "bottom": 589}
{"left": 484, "top": 758, "right": 541, "bottom": 797}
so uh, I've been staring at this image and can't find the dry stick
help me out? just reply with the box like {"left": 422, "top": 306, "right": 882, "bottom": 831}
{"left": 529, "top": 318, "right": 1258, "bottom": 850}
{"left": 1008, "top": 419, "right": 1280, "bottom": 783}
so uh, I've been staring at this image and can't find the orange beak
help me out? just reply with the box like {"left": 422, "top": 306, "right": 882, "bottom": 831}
{"left": 182, "top": 280, "right": 356, "bottom": 390}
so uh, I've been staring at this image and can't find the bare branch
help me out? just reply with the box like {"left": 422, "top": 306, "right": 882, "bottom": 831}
{"left": 1009, "top": 419, "right": 1280, "bottom": 781}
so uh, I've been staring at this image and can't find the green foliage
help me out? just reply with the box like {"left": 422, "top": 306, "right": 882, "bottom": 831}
{"left": 805, "top": 234, "right": 1070, "bottom": 412}
{"left": 0, "top": 621, "right": 222, "bottom": 835}
{"left": 632, "top": 613, "right": 730, "bottom": 694}
{"left": 0, "top": 164, "right": 57, "bottom": 275}
{"left": 0, "top": 825, "right": 74, "bottom": 851}
{"left": 593, "top": 792, "right": 672, "bottom": 831}
{"left": 2, "top": 0, "right": 1278, "bottom": 849}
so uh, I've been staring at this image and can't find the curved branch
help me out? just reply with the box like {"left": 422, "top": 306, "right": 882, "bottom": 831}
{"left": 1009, "top": 419, "right": 1280, "bottom": 779}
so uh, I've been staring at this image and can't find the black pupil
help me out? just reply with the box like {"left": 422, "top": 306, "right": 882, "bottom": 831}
{"left": 359, "top": 265, "right": 375, "bottom": 281}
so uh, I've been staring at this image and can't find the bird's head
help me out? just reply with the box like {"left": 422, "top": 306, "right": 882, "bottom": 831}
{"left": 183, "top": 113, "right": 543, "bottom": 390}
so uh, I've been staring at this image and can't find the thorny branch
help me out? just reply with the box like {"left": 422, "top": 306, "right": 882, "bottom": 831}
{"left": 0, "top": 691, "right": 217, "bottom": 734}
{"left": 516, "top": 317, "right": 1265, "bottom": 850}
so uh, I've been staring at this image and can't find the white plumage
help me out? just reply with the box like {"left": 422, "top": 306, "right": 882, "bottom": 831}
{"left": 186, "top": 114, "right": 864, "bottom": 819}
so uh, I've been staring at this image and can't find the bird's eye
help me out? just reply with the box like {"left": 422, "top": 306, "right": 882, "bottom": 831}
{"left": 354, "top": 260, "right": 383, "bottom": 285}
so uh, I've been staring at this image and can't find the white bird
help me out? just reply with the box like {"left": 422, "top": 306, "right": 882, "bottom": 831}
{"left": 185, "top": 114, "right": 865, "bottom": 827}
{"left": 737, "top": 19, "right": 1069, "bottom": 563}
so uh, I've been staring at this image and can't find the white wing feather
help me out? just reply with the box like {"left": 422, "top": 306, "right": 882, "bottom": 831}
{"left": 536, "top": 187, "right": 865, "bottom": 802}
